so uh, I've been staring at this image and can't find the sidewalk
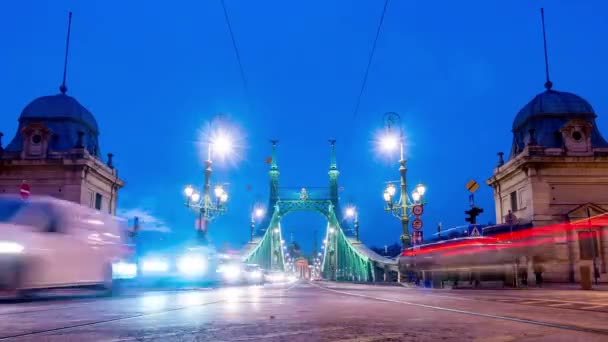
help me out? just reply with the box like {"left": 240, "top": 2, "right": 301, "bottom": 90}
{"left": 524, "top": 282, "right": 608, "bottom": 291}
{"left": 397, "top": 278, "right": 608, "bottom": 291}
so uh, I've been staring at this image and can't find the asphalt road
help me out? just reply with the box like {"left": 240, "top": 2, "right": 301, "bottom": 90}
{"left": 1, "top": 282, "right": 607, "bottom": 341}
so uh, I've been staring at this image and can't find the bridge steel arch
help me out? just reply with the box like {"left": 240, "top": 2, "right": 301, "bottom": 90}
{"left": 240, "top": 141, "right": 397, "bottom": 282}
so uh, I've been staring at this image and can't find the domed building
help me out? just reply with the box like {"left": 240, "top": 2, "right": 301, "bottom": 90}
{"left": 487, "top": 83, "right": 608, "bottom": 283}
{"left": 0, "top": 90, "right": 124, "bottom": 214}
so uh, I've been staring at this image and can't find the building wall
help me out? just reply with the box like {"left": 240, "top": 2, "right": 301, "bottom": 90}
{"left": 488, "top": 150, "right": 608, "bottom": 283}
{"left": 0, "top": 155, "right": 122, "bottom": 214}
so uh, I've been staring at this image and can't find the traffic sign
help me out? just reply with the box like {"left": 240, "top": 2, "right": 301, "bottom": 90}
{"left": 412, "top": 231, "right": 423, "bottom": 244}
{"left": 469, "top": 225, "right": 482, "bottom": 237}
{"left": 412, "top": 205, "right": 424, "bottom": 216}
{"left": 19, "top": 183, "right": 30, "bottom": 200}
{"left": 465, "top": 179, "right": 480, "bottom": 193}
{"left": 412, "top": 219, "right": 423, "bottom": 231}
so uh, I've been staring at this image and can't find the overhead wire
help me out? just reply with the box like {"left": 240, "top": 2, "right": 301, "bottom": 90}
{"left": 352, "top": 0, "right": 390, "bottom": 119}
{"left": 220, "top": 0, "right": 250, "bottom": 101}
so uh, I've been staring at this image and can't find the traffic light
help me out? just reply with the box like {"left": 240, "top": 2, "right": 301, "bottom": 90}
{"left": 465, "top": 206, "right": 484, "bottom": 224}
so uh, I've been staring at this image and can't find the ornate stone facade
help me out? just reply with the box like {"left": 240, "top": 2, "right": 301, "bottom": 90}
{"left": 487, "top": 88, "right": 608, "bottom": 283}
{"left": 0, "top": 93, "right": 124, "bottom": 214}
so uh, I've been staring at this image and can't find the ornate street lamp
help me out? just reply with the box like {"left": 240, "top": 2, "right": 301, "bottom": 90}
{"left": 380, "top": 112, "right": 428, "bottom": 250}
{"left": 250, "top": 205, "right": 265, "bottom": 242}
{"left": 182, "top": 132, "right": 232, "bottom": 242}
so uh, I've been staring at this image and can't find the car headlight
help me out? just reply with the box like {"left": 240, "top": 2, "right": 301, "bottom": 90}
{"left": 0, "top": 241, "right": 24, "bottom": 254}
{"left": 112, "top": 262, "right": 137, "bottom": 279}
{"left": 249, "top": 270, "right": 262, "bottom": 279}
{"left": 141, "top": 259, "right": 169, "bottom": 273}
{"left": 221, "top": 265, "right": 241, "bottom": 280}
{"left": 177, "top": 254, "right": 207, "bottom": 276}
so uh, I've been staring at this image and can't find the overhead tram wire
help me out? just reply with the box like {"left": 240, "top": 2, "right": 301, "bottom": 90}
{"left": 220, "top": 0, "right": 251, "bottom": 109}
{"left": 352, "top": 0, "right": 390, "bottom": 119}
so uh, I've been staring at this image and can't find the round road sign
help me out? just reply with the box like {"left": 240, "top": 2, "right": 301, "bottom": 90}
{"left": 19, "top": 183, "right": 30, "bottom": 200}
{"left": 412, "top": 219, "right": 423, "bottom": 231}
{"left": 412, "top": 205, "right": 423, "bottom": 216}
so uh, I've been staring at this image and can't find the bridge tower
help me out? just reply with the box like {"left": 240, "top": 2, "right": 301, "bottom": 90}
{"left": 328, "top": 139, "right": 340, "bottom": 206}
{"left": 268, "top": 140, "right": 280, "bottom": 206}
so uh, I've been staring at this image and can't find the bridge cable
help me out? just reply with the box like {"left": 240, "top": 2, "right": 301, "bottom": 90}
{"left": 352, "top": 0, "right": 390, "bottom": 119}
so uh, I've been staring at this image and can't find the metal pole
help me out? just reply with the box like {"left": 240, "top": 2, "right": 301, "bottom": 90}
{"left": 355, "top": 213, "right": 360, "bottom": 241}
{"left": 250, "top": 213, "right": 255, "bottom": 242}
{"left": 588, "top": 208, "right": 598, "bottom": 285}
{"left": 201, "top": 143, "right": 213, "bottom": 242}
{"left": 399, "top": 141, "right": 410, "bottom": 249}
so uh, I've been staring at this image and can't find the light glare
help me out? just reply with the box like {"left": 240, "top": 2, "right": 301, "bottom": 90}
{"left": 412, "top": 191, "right": 421, "bottom": 202}
{"left": 346, "top": 207, "right": 356, "bottom": 218}
{"left": 381, "top": 133, "right": 399, "bottom": 152}
{"left": 184, "top": 186, "right": 194, "bottom": 197}
{"left": 190, "top": 192, "right": 201, "bottom": 202}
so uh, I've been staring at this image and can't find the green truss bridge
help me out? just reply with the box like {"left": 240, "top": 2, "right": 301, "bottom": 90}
{"left": 240, "top": 141, "right": 399, "bottom": 282}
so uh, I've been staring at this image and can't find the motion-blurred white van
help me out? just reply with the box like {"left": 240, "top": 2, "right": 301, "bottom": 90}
{"left": 0, "top": 195, "right": 136, "bottom": 299}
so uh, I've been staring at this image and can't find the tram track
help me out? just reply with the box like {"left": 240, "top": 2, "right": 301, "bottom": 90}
{"left": 313, "top": 282, "right": 608, "bottom": 337}
{"left": 0, "top": 284, "right": 296, "bottom": 340}
{"left": 0, "top": 298, "right": 228, "bottom": 340}
{"left": 0, "top": 288, "right": 211, "bottom": 317}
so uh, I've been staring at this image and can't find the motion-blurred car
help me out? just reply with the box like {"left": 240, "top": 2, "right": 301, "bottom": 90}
{"left": 137, "top": 245, "right": 219, "bottom": 286}
{"left": 243, "top": 264, "right": 264, "bottom": 285}
{"left": 0, "top": 195, "right": 136, "bottom": 299}
{"left": 216, "top": 262, "right": 245, "bottom": 284}
{"left": 265, "top": 270, "right": 289, "bottom": 283}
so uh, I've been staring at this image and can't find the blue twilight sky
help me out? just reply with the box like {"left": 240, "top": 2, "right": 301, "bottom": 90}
{"left": 2, "top": 1, "right": 608, "bottom": 252}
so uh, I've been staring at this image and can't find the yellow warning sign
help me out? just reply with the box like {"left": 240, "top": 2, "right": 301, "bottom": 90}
{"left": 466, "top": 179, "right": 480, "bottom": 193}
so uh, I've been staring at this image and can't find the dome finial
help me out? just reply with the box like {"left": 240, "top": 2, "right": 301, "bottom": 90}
{"left": 60, "top": 12, "right": 73, "bottom": 95}
{"left": 540, "top": 8, "right": 553, "bottom": 90}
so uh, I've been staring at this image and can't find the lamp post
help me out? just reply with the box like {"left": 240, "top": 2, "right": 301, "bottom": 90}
{"left": 250, "top": 206, "right": 265, "bottom": 242}
{"left": 380, "top": 112, "right": 427, "bottom": 250}
{"left": 345, "top": 206, "right": 359, "bottom": 241}
{"left": 183, "top": 134, "right": 232, "bottom": 242}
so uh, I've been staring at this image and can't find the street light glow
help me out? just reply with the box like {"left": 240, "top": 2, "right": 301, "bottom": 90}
{"left": 211, "top": 131, "right": 233, "bottom": 157}
{"left": 416, "top": 184, "right": 426, "bottom": 196}
{"left": 412, "top": 191, "right": 421, "bottom": 202}
{"left": 190, "top": 192, "right": 201, "bottom": 202}
{"left": 220, "top": 193, "right": 229, "bottom": 203}
{"left": 273, "top": 228, "right": 280, "bottom": 233}
{"left": 329, "top": 227, "right": 335, "bottom": 234}
{"left": 214, "top": 185, "right": 225, "bottom": 198}
{"left": 346, "top": 207, "right": 356, "bottom": 218}
{"left": 184, "top": 186, "right": 194, "bottom": 198}
{"left": 380, "top": 133, "right": 399, "bottom": 152}
{"left": 386, "top": 184, "right": 396, "bottom": 197}
{"left": 255, "top": 208, "right": 265, "bottom": 218}
{"left": 383, "top": 191, "right": 391, "bottom": 203}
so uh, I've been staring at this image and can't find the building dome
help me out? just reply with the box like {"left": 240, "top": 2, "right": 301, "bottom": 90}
{"left": 19, "top": 94, "right": 99, "bottom": 133}
{"left": 512, "top": 90, "right": 595, "bottom": 131}
{"left": 5, "top": 93, "right": 102, "bottom": 157}
{"left": 509, "top": 88, "right": 608, "bottom": 159}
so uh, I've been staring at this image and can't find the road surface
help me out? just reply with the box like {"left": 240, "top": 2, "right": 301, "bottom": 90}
{"left": 1, "top": 282, "right": 607, "bottom": 341}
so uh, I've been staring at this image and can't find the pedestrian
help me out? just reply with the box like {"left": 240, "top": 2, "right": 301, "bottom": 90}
{"left": 519, "top": 266, "right": 528, "bottom": 286}
{"left": 533, "top": 256, "right": 543, "bottom": 286}
{"left": 593, "top": 258, "right": 600, "bottom": 285}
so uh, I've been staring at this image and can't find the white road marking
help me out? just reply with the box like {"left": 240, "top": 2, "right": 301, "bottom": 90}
{"left": 546, "top": 303, "right": 573, "bottom": 307}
